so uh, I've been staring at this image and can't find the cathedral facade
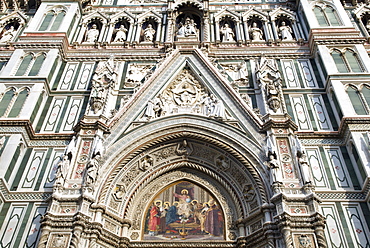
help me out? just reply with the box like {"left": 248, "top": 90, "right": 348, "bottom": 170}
{"left": 0, "top": 0, "right": 369, "bottom": 247}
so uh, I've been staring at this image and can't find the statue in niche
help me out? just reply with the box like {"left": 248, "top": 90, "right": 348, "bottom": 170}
{"left": 113, "top": 25, "right": 128, "bottom": 42}
{"left": 249, "top": 22, "right": 263, "bottom": 41}
{"left": 266, "top": 151, "right": 282, "bottom": 184}
{"left": 177, "top": 17, "right": 198, "bottom": 38}
{"left": 278, "top": 21, "right": 293, "bottom": 40}
{"left": 294, "top": 135, "right": 312, "bottom": 185}
{"left": 85, "top": 24, "right": 99, "bottom": 43}
{"left": 143, "top": 24, "right": 156, "bottom": 42}
{"left": 0, "top": 26, "right": 17, "bottom": 43}
{"left": 84, "top": 153, "right": 101, "bottom": 187}
{"left": 55, "top": 156, "right": 69, "bottom": 186}
{"left": 366, "top": 19, "right": 370, "bottom": 33}
{"left": 265, "top": 135, "right": 282, "bottom": 185}
{"left": 220, "top": 24, "right": 235, "bottom": 42}
{"left": 55, "top": 136, "right": 76, "bottom": 186}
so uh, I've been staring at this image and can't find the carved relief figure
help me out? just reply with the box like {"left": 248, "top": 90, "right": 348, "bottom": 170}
{"left": 85, "top": 24, "right": 99, "bottom": 43}
{"left": 177, "top": 17, "right": 198, "bottom": 38}
{"left": 113, "top": 25, "right": 127, "bottom": 42}
{"left": 249, "top": 22, "right": 263, "bottom": 41}
{"left": 298, "top": 235, "right": 313, "bottom": 248}
{"left": 143, "top": 24, "right": 156, "bottom": 42}
{"left": 278, "top": 21, "right": 293, "bottom": 40}
{"left": 220, "top": 24, "right": 235, "bottom": 42}
{"left": 0, "top": 26, "right": 17, "bottom": 43}
{"left": 139, "top": 156, "right": 153, "bottom": 171}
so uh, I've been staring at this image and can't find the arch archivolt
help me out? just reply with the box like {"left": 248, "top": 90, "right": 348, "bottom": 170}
{"left": 97, "top": 135, "right": 268, "bottom": 240}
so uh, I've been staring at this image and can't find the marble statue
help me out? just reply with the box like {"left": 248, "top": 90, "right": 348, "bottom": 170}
{"left": 113, "top": 25, "right": 128, "bottom": 42}
{"left": 267, "top": 151, "right": 282, "bottom": 184}
{"left": 0, "top": 26, "right": 17, "bottom": 43}
{"left": 220, "top": 24, "right": 235, "bottom": 42}
{"left": 278, "top": 21, "right": 293, "bottom": 40}
{"left": 143, "top": 24, "right": 156, "bottom": 42}
{"left": 250, "top": 22, "right": 263, "bottom": 41}
{"left": 177, "top": 17, "right": 197, "bottom": 37}
{"left": 85, "top": 24, "right": 99, "bottom": 43}
{"left": 85, "top": 154, "right": 101, "bottom": 186}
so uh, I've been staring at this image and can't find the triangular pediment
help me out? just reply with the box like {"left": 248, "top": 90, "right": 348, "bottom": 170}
{"left": 242, "top": 8, "right": 268, "bottom": 22}
{"left": 107, "top": 49, "right": 263, "bottom": 146}
{"left": 214, "top": 8, "right": 240, "bottom": 21}
{"left": 269, "top": 7, "right": 296, "bottom": 21}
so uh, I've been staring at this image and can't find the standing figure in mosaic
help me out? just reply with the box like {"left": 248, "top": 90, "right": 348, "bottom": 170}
{"left": 220, "top": 24, "right": 235, "bottom": 42}
{"left": 0, "top": 26, "right": 17, "bottom": 43}
{"left": 113, "top": 25, "right": 128, "bottom": 42}
{"left": 85, "top": 24, "right": 99, "bottom": 43}
{"left": 249, "top": 22, "right": 263, "bottom": 41}
{"left": 204, "top": 199, "right": 222, "bottom": 236}
{"left": 148, "top": 200, "right": 161, "bottom": 236}
{"left": 173, "top": 189, "right": 192, "bottom": 218}
{"left": 278, "top": 21, "right": 293, "bottom": 40}
{"left": 143, "top": 24, "right": 156, "bottom": 42}
{"left": 166, "top": 202, "right": 179, "bottom": 225}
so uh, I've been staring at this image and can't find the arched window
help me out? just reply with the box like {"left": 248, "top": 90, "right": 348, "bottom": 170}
{"left": 28, "top": 55, "right": 45, "bottom": 76}
{"left": 331, "top": 50, "right": 348, "bottom": 73}
{"left": 324, "top": 6, "right": 340, "bottom": 26}
{"left": 38, "top": 11, "right": 66, "bottom": 31}
{"left": 0, "top": 89, "right": 15, "bottom": 117}
{"left": 332, "top": 49, "right": 364, "bottom": 73}
{"left": 362, "top": 86, "right": 370, "bottom": 108}
{"left": 314, "top": 7, "right": 329, "bottom": 26}
{"left": 15, "top": 53, "right": 46, "bottom": 76}
{"left": 8, "top": 89, "right": 29, "bottom": 117}
{"left": 15, "top": 54, "right": 33, "bottom": 76}
{"left": 345, "top": 50, "right": 363, "bottom": 73}
{"left": 313, "top": 5, "right": 341, "bottom": 26}
{"left": 347, "top": 85, "right": 368, "bottom": 115}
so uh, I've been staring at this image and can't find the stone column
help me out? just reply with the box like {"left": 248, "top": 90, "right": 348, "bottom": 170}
{"left": 106, "top": 23, "right": 115, "bottom": 43}
{"left": 77, "top": 23, "right": 87, "bottom": 43}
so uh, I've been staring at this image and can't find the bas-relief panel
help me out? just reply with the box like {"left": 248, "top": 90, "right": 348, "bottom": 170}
{"left": 143, "top": 180, "right": 224, "bottom": 241}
